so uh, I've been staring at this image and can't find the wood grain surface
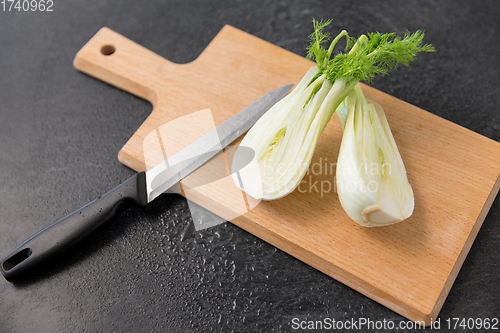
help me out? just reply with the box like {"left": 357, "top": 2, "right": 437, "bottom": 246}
{"left": 73, "top": 25, "right": 500, "bottom": 325}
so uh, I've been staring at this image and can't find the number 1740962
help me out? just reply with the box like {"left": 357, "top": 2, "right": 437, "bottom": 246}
{"left": 2, "top": 0, "right": 53, "bottom": 12}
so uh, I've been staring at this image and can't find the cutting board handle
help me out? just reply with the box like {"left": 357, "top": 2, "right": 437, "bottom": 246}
{"left": 73, "top": 27, "right": 169, "bottom": 106}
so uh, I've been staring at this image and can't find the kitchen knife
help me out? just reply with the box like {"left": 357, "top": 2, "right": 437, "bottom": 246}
{"left": 0, "top": 84, "right": 292, "bottom": 282}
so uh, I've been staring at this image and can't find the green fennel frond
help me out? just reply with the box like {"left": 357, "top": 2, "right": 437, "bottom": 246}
{"left": 306, "top": 20, "right": 436, "bottom": 85}
{"left": 306, "top": 19, "right": 332, "bottom": 71}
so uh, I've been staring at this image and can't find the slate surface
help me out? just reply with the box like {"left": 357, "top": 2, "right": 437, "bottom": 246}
{"left": 0, "top": 1, "right": 499, "bottom": 332}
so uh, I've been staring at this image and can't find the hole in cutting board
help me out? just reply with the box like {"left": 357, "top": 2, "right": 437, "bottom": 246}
{"left": 100, "top": 44, "right": 116, "bottom": 56}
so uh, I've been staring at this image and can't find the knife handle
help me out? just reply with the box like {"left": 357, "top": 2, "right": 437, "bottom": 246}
{"left": 0, "top": 172, "right": 148, "bottom": 282}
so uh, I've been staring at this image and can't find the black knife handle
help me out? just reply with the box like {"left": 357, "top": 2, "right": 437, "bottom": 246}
{"left": 0, "top": 172, "right": 148, "bottom": 281}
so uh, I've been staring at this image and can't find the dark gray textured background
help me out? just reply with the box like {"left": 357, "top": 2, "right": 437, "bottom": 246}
{"left": 1, "top": 1, "right": 499, "bottom": 332}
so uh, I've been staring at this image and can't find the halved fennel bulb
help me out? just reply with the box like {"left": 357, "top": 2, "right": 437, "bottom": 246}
{"left": 232, "top": 22, "right": 430, "bottom": 219}
{"left": 336, "top": 84, "right": 414, "bottom": 226}
{"left": 232, "top": 66, "right": 354, "bottom": 200}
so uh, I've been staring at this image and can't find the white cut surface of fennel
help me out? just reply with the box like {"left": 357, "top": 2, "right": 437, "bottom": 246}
{"left": 231, "top": 66, "right": 353, "bottom": 200}
{"left": 336, "top": 84, "right": 414, "bottom": 226}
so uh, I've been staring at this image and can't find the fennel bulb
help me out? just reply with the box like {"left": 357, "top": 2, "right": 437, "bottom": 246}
{"left": 232, "top": 19, "right": 434, "bottom": 205}
{"left": 336, "top": 85, "right": 414, "bottom": 226}
{"left": 232, "top": 66, "right": 355, "bottom": 200}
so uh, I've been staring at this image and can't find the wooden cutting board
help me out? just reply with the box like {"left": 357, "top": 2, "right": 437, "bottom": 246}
{"left": 74, "top": 26, "right": 500, "bottom": 325}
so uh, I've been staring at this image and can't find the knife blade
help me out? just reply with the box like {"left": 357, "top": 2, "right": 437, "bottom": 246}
{"left": 0, "top": 84, "right": 292, "bottom": 281}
